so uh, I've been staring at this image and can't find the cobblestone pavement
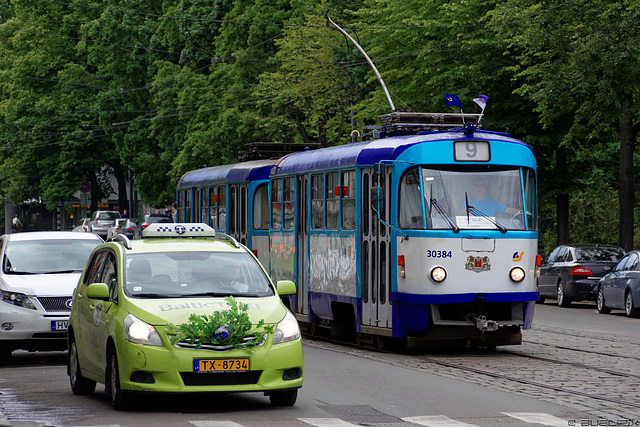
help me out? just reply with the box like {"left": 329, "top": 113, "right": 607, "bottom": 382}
{"left": 307, "top": 324, "right": 640, "bottom": 424}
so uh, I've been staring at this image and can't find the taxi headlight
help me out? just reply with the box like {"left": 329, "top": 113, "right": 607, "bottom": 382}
{"left": 273, "top": 311, "right": 300, "bottom": 345}
{"left": 510, "top": 267, "right": 526, "bottom": 283}
{"left": 1, "top": 290, "right": 36, "bottom": 310}
{"left": 124, "top": 314, "right": 162, "bottom": 346}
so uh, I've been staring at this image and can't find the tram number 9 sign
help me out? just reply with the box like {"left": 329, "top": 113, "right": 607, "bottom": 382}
{"left": 454, "top": 140, "right": 490, "bottom": 162}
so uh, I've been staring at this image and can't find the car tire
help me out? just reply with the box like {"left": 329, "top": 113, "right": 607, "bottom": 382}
{"left": 69, "top": 339, "right": 96, "bottom": 395}
{"left": 535, "top": 279, "right": 545, "bottom": 304}
{"left": 0, "top": 349, "right": 11, "bottom": 366}
{"left": 557, "top": 280, "right": 572, "bottom": 307}
{"left": 109, "top": 349, "right": 129, "bottom": 410}
{"left": 269, "top": 389, "right": 298, "bottom": 406}
{"left": 625, "top": 291, "right": 640, "bottom": 318}
{"left": 596, "top": 287, "right": 611, "bottom": 314}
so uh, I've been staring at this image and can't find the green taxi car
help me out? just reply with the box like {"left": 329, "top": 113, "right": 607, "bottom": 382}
{"left": 67, "top": 223, "right": 302, "bottom": 410}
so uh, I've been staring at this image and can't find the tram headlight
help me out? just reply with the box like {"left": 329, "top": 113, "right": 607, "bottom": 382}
{"left": 510, "top": 267, "right": 525, "bottom": 283}
{"left": 430, "top": 266, "right": 447, "bottom": 283}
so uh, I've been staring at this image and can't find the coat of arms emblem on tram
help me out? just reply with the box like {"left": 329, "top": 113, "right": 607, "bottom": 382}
{"left": 465, "top": 255, "right": 491, "bottom": 271}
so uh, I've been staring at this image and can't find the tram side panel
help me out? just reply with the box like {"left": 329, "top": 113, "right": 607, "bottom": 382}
{"left": 270, "top": 231, "right": 295, "bottom": 283}
{"left": 307, "top": 234, "right": 357, "bottom": 320}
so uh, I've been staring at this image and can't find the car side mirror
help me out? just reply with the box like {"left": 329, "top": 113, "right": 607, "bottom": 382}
{"left": 276, "top": 280, "right": 296, "bottom": 296}
{"left": 87, "top": 283, "right": 110, "bottom": 300}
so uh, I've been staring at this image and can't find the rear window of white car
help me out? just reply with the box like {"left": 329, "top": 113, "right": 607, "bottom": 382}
{"left": 98, "top": 212, "right": 120, "bottom": 220}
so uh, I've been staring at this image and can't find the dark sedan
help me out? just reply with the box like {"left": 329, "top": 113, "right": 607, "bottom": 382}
{"left": 597, "top": 251, "right": 640, "bottom": 318}
{"left": 537, "top": 244, "right": 624, "bottom": 307}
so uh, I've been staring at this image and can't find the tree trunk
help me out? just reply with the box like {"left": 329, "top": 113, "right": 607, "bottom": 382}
{"left": 556, "top": 147, "right": 570, "bottom": 245}
{"left": 89, "top": 172, "right": 98, "bottom": 214}
{"left": 112, "top": 163, "right": 129, "bottom": 215}
{"left": 618, "top": 93, "right": 635, "bottom": 251}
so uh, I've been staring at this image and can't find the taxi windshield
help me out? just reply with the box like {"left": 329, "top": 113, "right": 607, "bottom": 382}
{"left": 124, "top": 251, "right": 274, "bottom": 298}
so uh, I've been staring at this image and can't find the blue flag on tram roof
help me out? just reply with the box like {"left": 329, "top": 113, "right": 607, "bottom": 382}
{"left": 444, "top": 94, "right": 461, "bottom": 109}
{"left": 473, "top": 94, "right": 489, "bottom": 111}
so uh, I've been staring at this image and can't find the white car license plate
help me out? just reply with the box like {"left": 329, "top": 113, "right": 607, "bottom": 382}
{"left": 51, "top": 320, "right": 68, "bottom": 331}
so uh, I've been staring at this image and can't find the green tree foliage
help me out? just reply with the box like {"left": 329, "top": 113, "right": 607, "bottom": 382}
{"left": 0, "top": 0, "right": 114, "bottom": 209}
{"left": 0, "top": 0, "right": 637, "bottom": 248}
{"left": 255, "top": 9, "right": 353, "bottom": 147}
{"left": 488, "top": 0, "right": 640, "bottom": 250}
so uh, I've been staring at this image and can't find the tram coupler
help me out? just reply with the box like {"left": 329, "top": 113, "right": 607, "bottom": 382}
{"left": 466, "top": 314, "right": 499, "bottom": 332}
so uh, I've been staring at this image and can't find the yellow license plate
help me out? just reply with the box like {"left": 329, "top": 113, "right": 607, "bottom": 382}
{"left": 194, "top": 358, "right": 249, "bottom": 373}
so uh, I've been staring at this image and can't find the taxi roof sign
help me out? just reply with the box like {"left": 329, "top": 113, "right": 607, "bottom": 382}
{"left": 142, "top": 223, "right": 216, "bottom": 239}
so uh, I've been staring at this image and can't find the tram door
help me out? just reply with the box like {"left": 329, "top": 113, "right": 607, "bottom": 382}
{"left": 361, "top": 168, "right": 392, "bottom": 331}
{"left": 228, "top": 184, "right": 248, "bottom": 246}
{"left": 295, "top": 175, "right": 308, "bottom": 315}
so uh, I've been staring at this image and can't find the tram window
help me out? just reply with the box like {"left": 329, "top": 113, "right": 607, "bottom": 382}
{"left": 240, "top": 186, "right": 247, "bottom": 234}
{"left": 411, "top": 167, "right": 530, "bottom": 231}
{"left": 185, "top": 189, "right": 192, "bottom": 222}
{"left": 523, "top": 168, "right": 537, "bottom": 230}
{"left": 209, "top": 187, "right": 217, "bottom": 228}
{"left": 311, "top": 174, "right": 324, "bottom": 229}
{"left": 177, "top": 190, "right": 185, "bottom": 222}
{"left": 363, "top": 173, "right": 369, "bottom": 236}
{"left": 194, "top": 189, "right": 202, "bottom": 222}
{"left": 253, "top": 184, "right": 269, "bottom": 230}
{"left": 371, "top": 244, "right": 377, "bottom": 304}
{"left": 362, "top": 241, "right": 369, "bottom": 304}
{"left": 271, "top": 178, "right": 283, "bottom": 229}
{"left": 380, "top": 241, "right": 387, "bottom": 304}
{"left": 379, "top": 171, "right": 388, "bottom": 237}
{"left": 229, "top": 187, "right": 236, "bottom": 234}
{"left": 399, "top": 168, "right": 424, "bottom": 229}
{"left": 201, "top": 188, "right": 208, "bottom": 225}
{"left": 326, "top": 172, "right": 339, "bottom": 230}
{"left": 284, "top": 177, "right": 294, "bottom": 230}
{"left": 218, "top": 186, "right": 227, "bottom": 230}
{"left": 341, "top": 170, "right": 356, "bottom": 230}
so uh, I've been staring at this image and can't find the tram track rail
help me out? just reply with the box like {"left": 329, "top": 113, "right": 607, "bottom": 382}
{"left": 303, "top": 328, "right": 640, "bottom": 418}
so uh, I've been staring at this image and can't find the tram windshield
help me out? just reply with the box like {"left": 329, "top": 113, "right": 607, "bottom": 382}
{"left": 399, "top": 166, "right": 536, "bottom": 231}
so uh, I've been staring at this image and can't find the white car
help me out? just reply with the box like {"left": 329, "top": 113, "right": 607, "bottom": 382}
{"left": 0, "top": 231, "right": 103, "bottom": 364}
{"left": 72, "top": 218, "right": 90, "bottom": 233}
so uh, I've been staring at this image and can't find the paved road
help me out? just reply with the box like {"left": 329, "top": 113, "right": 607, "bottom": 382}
{"left": 0, "top": 302, "right": 638, "bottom": 427}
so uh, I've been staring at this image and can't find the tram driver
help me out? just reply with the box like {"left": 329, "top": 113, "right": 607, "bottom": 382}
{"left": 465, "top": 176, "right": 520, "bottom": 217}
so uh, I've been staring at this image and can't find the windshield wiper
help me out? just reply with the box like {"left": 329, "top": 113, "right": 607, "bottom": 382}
{"left": 133, "top": 293, "right": 182, "bottom": 298}
{"left": 184, "top": 292, "right": 230, "bottom": 297}
{"left": 430, "top": 198, "right": 459, "bottom": 232}
{"left": 464, "top": 192, "right": 507, "bottom": 233}
{"left": 42, "top": 270, "right": 79, "bottom": 274}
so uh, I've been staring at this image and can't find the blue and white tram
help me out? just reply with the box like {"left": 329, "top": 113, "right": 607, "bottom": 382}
{"left": 269, "top": 121, "right": 538, "bottom": 348}
{"left": 176, "top": 119, "right": 539, "bottom": 348}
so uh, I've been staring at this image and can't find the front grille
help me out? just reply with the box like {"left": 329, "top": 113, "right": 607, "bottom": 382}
{"left": 37, "top": 297, "right": 73, "bottom": 312}
{"left": 180, "top": 371, "right": 262, "bottom": 386}
{"left": 173, "top": 335, "right": 265, "bottom": 351}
